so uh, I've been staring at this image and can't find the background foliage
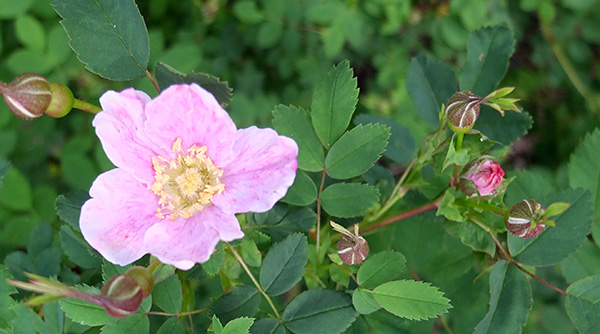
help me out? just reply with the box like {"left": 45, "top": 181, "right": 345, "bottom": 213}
{"left": 1, "top": 0, "right": 600, "bottom": 333}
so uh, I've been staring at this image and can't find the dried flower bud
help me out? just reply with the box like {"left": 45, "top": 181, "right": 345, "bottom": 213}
{"left": 331, "top": 221, "right": 369, "bottom": 265}
{"left": 45, "top": 82, "right": 74, "bottom": 118}
{"left": 446, "top": 91, "right": 484, "bottom": 134}
{"left": 0, "top": 73, "right": 52, "bottom": 119}
{"left": 459, "top": 157, "right": 505, "bottom": 199}
{"left": 506, "top": 199, "right": 549, "bottom": 238}
{"left": 100, "top": 275, "right": 144, "bottom": 317}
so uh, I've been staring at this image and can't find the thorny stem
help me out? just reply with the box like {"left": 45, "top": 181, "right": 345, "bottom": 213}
{"left": 315, "top": 168, "right": 327, "bottom": 253}
{"left": 226, "top": 243, "right": 281, "bottom": 320}
{"left": 73, "top": 99, "right": 102, "bottom": 114}
{"left": 146, "top": 70, "right": 161, "bottom": 94}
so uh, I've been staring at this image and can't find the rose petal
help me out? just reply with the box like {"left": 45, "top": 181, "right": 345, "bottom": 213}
{"left": 143, "top": 206, "right": 243, "bottom": 270}
{"left": 80, "top": 168, "right": 160, "bottom": 266}
{"left": 143, "top": 84, "right": 237, "bottom": 167}
{"left": 212, "top": 126, "right": 298, "bottom": 214}
{"left": 94, "top": 89, "right": 156, "bottom": 186}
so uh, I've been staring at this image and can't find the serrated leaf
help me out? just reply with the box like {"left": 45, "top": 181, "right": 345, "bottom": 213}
{"left": 211, "top": 286, "right": 260, "bottom": 324}
{"left": 248, "top": 205, "right": 316, "bottom": 242}
{"left": 157, "top": 317, "right": 185, "bottom": 334}
{"left": 272, "top": 105, "right": 324, "bottom": 171}
{"left": 325, "top": 124, "right": 390, "bottom": 179}
{"left": 474, "top": 260, "right": 531, "bottom": 334}
{"left": 260, "top": 233, "right": 308, "bottom": 296}
{"left": 101, "top": 314, "right": 149, "bottom": 334}
{"left": 153, "top": 274, "right": 182, "bottom": 314}
{"left": 321, "top": 183, "right": 379, "bottom": 218}
{"left": 352, "top": 288, "right": 382, "bottom": 315}
{"left": 283, "top": 289, "right": 357, "bottom": 334}
{"left": 311, "top": 60, "right": 359, "bottom": 148}
{"left": 565, "top": 274, "right": 600, "bottom": 333}
{"left": 354, "top": 114, "right": 416, "bottom": 164}
{"left": 406, "top": 55, "right": 457, "bottom": 126}
{"left": 474, "top": 106, "right": 532, "bottom": 145}
{"left": 223, "top": 317, "right": 255, "bottom": 334}
{"left": 357, "top": 251, "right": 406, "bottom": 289}
{"left": 281, "top": 170, "right": 317, "bottom": 206}
{"left": 568, "top": 128, "right": 600, "bottom": 220}
{"left": 508, "top": 189, "right": 593, "bottom": 266}
{"left": 459, "top": 24, "right": 516, "bottom": 96}
{"left": 59, "top": 225, "right": 102, "bottom": 269}
{"left": 239, "top": 238, "right": 262, "bottom": 267}
{"left": 154, "top": 62, "right": 233, "bottom": 106}
{"left": 60, "top": 289, "right": 115, "bottom": 326}
{"left": 250, "top": 318, "right": 286, "bottom": 334}
{"left": 55, "top": 191, "right": 90, "bottom": 231}
{"left": 372, "top": 280, "right": 451, "bottom": 321}
{"left": 52, "top": 0, "right": 149, "bottom": 80}
{"left": 444, "top": 219, "right": 495, "bottom": 256}
{"left": 560, "top": 240, "right": 600, "bottom": 284}
{"left": 203, "top": 243, "right": 225, "bottom": 276}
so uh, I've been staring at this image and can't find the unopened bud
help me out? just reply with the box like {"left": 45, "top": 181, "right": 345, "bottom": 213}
{"left": 446, "top": 91, "right": 484, "bottom": 134}
{"left": 0, "top": 73, "right": 52, "bottom": 119}
{"left": 331, "top": 221, "right": 369, "bottom": 265}
{"left": 506, "top": 199, "right": 548, "bottom": 239}
{"left": 100, "top": 275, "right": 144, "bottom": 317}
{"left": 459, "top": 157, "right": 505, "bottom": 199}
{"left": 124, "top": 266, "right": 154, "bottom": 298}
{"left": 45, "top": 83, "right": 74, "bottom": 118}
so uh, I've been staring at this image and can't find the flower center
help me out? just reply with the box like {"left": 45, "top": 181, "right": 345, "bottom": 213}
{"left": 151, "top": 138, "right": 224, "bottom": 220}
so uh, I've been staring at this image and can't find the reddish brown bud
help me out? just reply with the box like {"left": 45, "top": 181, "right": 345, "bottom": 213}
{"left": 446, "top": 91, "right": 484, "bottom": 134}
{"left": 0, "top": 73, "right": 52, "bottom": 119}
{"left": 505, "top": 199, "right": 550, "bottom": 239}
{"left": 100, "top": 275, "right": 144, "bottom": 317}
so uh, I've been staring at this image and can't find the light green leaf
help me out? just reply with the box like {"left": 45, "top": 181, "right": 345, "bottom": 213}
{"left": 0, "top": 167, "right": 32, "bottom": 211}
{"left": 436, "top": 189, "right": 467, "bottom": 222}
{"left": 474, "top": 260, "right": 532, "bottom": 334}
{"left": 372, "top": 280, "right": 451, "bottom": 321}
{"left": 281, "top": 170, "right": 318, "bottom": 206}
{"left": 321, "top": 183, "right": 379, "bottom": 218}
{"left": 459, "top": 24, "right": 516, "bottom": 96}
{"left": 352, "top": 288, "right": 382, "bottom": 315}
{"left": 211, "top": 286, "right": 260, "bottom": 325}
{"left": 223, "top": 317, "right": 255, "bottom": 334}
{"left": 212, "top": 315, "right": 224, "bottom": 334}
{"left": 565, "top": 274, "right": 600, "bottom": 333}
{"left": 568, "top": 128, "right": 600, "bottom": 220}
{"left": 406, "top": 55, "right": 457, "bottom": 126}
{"left": 357, "top": 251, "right": 406, "bottom": 289}
{"left": 60, "top": 288, "right": 116, "bottom": 326}
{"left": 239, "top": 238, "right": 262, "bottom": 267}
{"left": 283, "top": 289, "right": 357, "bottom": 334}
{"left": 100, "top": 314, "right": 149, "bottom": 334}
{"left": 52, "top": 0, "right": 149, "bottom": 80}
{"left": 15, "top": 15, "right": 45, "bottom": 52}
{"left": 153, "top": 274, "right": 182, "bottom": 314}
{"left": 311, "top": 60, "right": 359, "bottom": 148}
{"left": 325, "top": 124, "right": 390, "bottom": 179}
{"left": 0, "top": 0, "right": 34, "bottom": 18}
{"left": 272, "top": 105, "right": 324, "bottom": 171}
{"left": 354, "top": 114, "right": 416, "bottom": 164}
{"left": 260, "top": 233, "right": 308, "bottom": 296}
{"left": 560, "top": 240, "right": 600, "bottom": 284}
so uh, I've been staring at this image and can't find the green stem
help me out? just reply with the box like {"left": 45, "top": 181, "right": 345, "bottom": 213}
{"left": 315, "top": 168, "right": 327, "bottom": 253}
{"left": 455, "top": 132, "right": 464, "bottom": 151}
{"left": 73, "top": 99, "right": 101, "bottom": 114}
{"left": 474, "top": 201, "right": 506, "bottom": 217}
{"left": 226, "top": 243, "right": 281, "bottom": 320}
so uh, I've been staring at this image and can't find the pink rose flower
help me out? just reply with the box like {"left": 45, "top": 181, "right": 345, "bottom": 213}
{"left": 80, "top": 84, "right": 298, "bottom": 270}
{"left": 463, "top": 159, "right": 505, "bottom": 197}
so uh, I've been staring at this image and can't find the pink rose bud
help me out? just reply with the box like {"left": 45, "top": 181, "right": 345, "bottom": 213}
{"left": 0, "top": 73, "right": 52, "bottom": 119}
{"left": 460, "top": 158, "right": 505, "bottom": 198}
{"left": 446, "top": 90, "right": 484, "bottom": 134}
{"left": 506, "top": 199, "right": 548, "bottom": 239}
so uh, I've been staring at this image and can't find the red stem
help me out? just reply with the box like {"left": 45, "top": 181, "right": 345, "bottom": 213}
{"left": 361, "top": 199, "right": 440, "bottom": 233}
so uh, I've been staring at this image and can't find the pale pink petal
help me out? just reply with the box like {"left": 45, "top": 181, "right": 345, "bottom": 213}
{"left": 94, "top": 89, "right": 156, "bottom": 186}
{"left": 143, "top": 84, "right": 237, "bottom": 167}
{"left": 80, "top": 168, "right": 160, "bottom": 266}
{"left": 143, "top": 206, "right": 243, "bottom": 270}
{"left": 212, "top": 126, "right": 298, "bottom": 214}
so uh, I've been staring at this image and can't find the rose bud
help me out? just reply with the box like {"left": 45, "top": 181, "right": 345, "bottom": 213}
{"left": 459, "top": 157, "right": 505, "bottom": 199}
{"left": 100, "top": 274, "right": 144, "bottom": 317}
{"left": 0, "top": 73, "right": 52, "bottom": 119}
{"left": 505, "top": 199, "right": 548, "bottom": 238}
{"left": 45, "top": 82, "right": 74, "bottom": 118}
{"left": 331, "top": 221, "right": 369, "bottom": 265}
{"left": 446, "top": 90, "right": 484, "bottom": 134}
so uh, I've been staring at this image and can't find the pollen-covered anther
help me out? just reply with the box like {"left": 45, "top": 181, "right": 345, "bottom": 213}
{"left": 151, "top": 138, "right": 224, "bottom": 220}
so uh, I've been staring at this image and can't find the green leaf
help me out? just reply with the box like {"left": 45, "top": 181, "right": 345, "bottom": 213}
{"left": 60, "top": 288, "right": 116, "bottom": 326}
{"left": 406, "top": 55, "right": 457, "bottom": 126}
{"left": 223, "top": 317, "right": 255, "bottom": 334}
{"left": 560, "top": 240, "right": 600, "bottom": 284}
{"left": 101, "top": 314, "right": 149, "bottom": 334}
{"left": 27, "top": 222, "right": 54, "bottom": 258}
{"left": 474, "top": 260, "right": 532, "bottom": 334}
{"left": 211, "top": 286, "right": 260, "bottom": 324}
{"left": 59, "top": 225, "right": 102, "bottom": 269}
{"left": 154, "top": 62, "right": 233, "bottom": 106}
{"left": 504, "top": 168, "right": 558, "bottom": 206}
{"left": 372, "top": 280, "right": 451, "bottom": 321}
{"left": 203, "top": 243, "right": 225, "bottom": 276}
{"left": 239, "top": 238, "right": 262, "bottom": 267}
{"left": 212, "top": 315, "right": 224, "bottom": 334}
{"left": 474, "top": 107, "right": 532, "bottom": 145}
{"left": 250, "top": 318, "right": 286, "bottom": 334}
{"left": 248, "top": 205, "right": 316, "bottom": 242}
{"left": 157, "top": 317, "right": 185, "bottom": 334}
{"left": 0, "top": 0, "right": 34, "bottom": 18}
{"left": 352, "top": 288, "right": 382, "bottom": 315}
{"left": 233, "top": 0, "right": 264, "bottom": 24}
{"left": 325, "top": 124, "right": 391, "bottom": 179}
{"left": 311, "top": 60, "right": 359, "bottom": 148}
{"left": 153, "top": 274, "right": 182, "bottom": 314}
{"left": 0, "top": 265, "right": 17, "bottom": 329}
{"left": 354, "top": 114, "right": 416, "bottom": 164}
{"left": 0, "top": 158, "right": 9, "bottom": 188}
{"left": 281, "top": 170, "right": 318, "bottom": 206}
{"left": 272, "top": 105, "right": 324, "bottom": 172}
{"left": 55, "top": 191, "right": 90, "bottom": 231}
{"left": 260, "top": 233, "right": 308, "bottom": 296}
{"left": 444, "top": 219, "right": 495, "bottom": 256}
{"left": 565, "top": 274, "right": 600, "bottom": 333}
{"left": 357, "top": 251, "right": 406, "bottom": 289}
{"left": 436, "top": 189, "right": 467, "bottom": 222}
{"left": 15, "top": 15, "right": 45, "bottom": 52}
{"left": 321, "top": 183, "right": 379, "bottom": 218}
{"left": 508, "top": 189, "right": 593, "bottom": 266}
{"left": 283, "top": 289, "right": 357, "bottom": 334}
{"left": 52, "top": 0, "right": 149, "bottom": 80}
{"left": 329, "top": 264, "right": 349, "bottom": 287}
{"left": 568, "top": 128, "right": 600, "bottom": 220}
{"left": 0, "top": 167, "right": 32, "bottom": 211}
{"left": 459, "top": 24, "right": 516, "bottom": 96}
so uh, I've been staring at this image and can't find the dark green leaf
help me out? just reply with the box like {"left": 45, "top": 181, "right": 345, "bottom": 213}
{"left": 101, "top": 314, "right": 149, "bottom": 334}
{"left": 568, "top": 128, "right": 600, "bottom": 220}
{"left": 509, "top": 189, "right": 593, "bottom": 266}
{"left": 52, "top": 0, "right": 149, "bottom": 80}
{"left": 357, "top": 251, "right": 406, "bottom": 289}
{"left": 372, "top": 280, "right": 451, "bottom": 321}
{"left": 311, "top": 60, "right": 359, "bottom": 148}
{"left": 203, "top": 243, "right": 225, "bottom": 276}
{"left": 0, "top": 158, "right": 8, "bottom": 188}
{"left": 325, "top": 124, "right": 390, "bottom": 179}
{"left": 157, "top": 317, "right": 185, "bottom": 334}
{"left": 153, "top": 274, "right": 182, "bottom": 314}
{"left": 272, "top": 105, "right": 324, "bottom": 172}
{"left": 154, "top": 62, "right": 233, "bottom": 106}
{"left": 459, "top": 24, "right": 515, "bottom": 96}
{"left": 365, "top": 309, "right": 434, "bottom": 334}
{"left": 0, "top": 167, "right": 32, "bottom": 211}
{"left": 354, "top": 114, "right": 416, "bottom": 164}
{"left": 474, "top": 107, "right": 532, "bottom": 145}
{"left": 474, "top": 260, "right": 531, "bottom": 333}
{"left": 444, "top": 219, "right": 495, "bottom": 256}
{"left": 27, "top": 221, "right": 54, "bottom": 258}
{"left": 3, "top": 251, "right": 34, "bottom": 282}
{"left": 0, "top": 265, "right": 17, "bottom": 329}
{"left": 59, "top": 225, "right": 102, "bottom": 269}
{"left": 560, "top": 240, "right": 600, "bottom": 284}
{"left": 321, "top": 183, "right": 379, "bottom": 218}
{"left": 260, "top": 233, "right": 308, "bottom": 296}
{"left": 55, "top": 191, "right": 90, "bottom": 231}
{"left": 406, "top": 55, "right": 457, "bottom": 126}
{"left": 352, "top": 288, "right": 381, "bottom": 315}
{"left": 281, "top": 170, "right": 318, "bottom": 206}
{"left": 248, "top": 206, "right": 316, "bottom": 242}
{"left": 239, "top": 238, "right": 261, "bottom": 267}
{"left": 250, "top": 318, "right": 287, "bottom": 334}
{"left": 504, "top": 168, "right": 558, "bottom": 206}
{"left": 565, "top": 274, "right": 600, "bottom": 333}
{"left": 283, "top": 289, "right": 357, "bottom": 334}
{"left": 211, "top": 286, "right": 260, "bottom": 324}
